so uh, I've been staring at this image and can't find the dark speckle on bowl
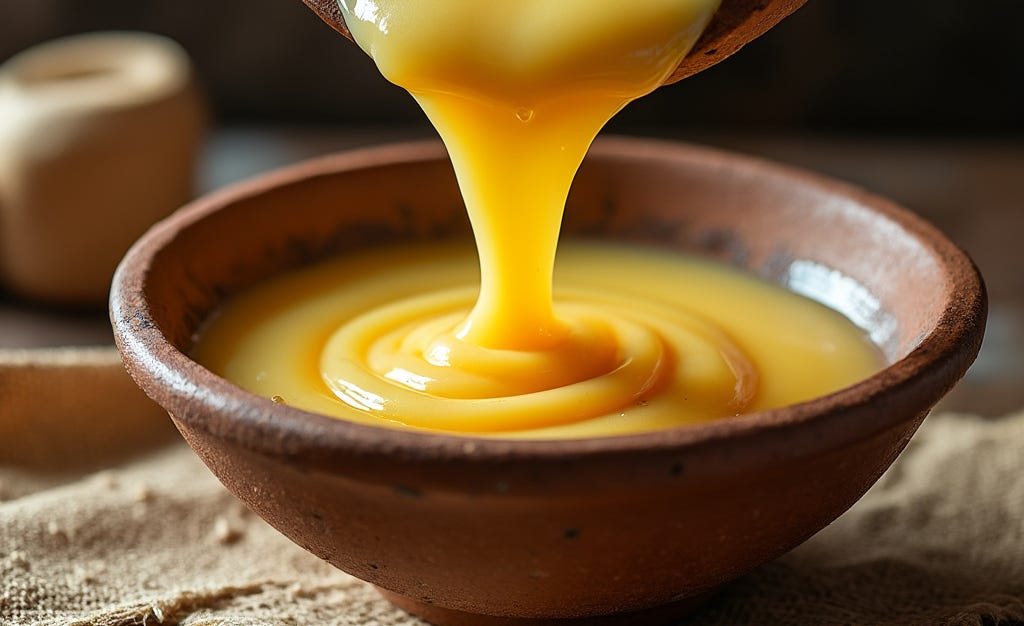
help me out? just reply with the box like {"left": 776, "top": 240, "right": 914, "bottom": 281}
{"left": 394, "top": 484, "right": 423, "bottom": 499}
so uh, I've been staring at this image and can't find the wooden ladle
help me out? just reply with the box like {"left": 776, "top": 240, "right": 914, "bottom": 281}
{"left": 300, "top": 0, "right": 808, "bottom": 84}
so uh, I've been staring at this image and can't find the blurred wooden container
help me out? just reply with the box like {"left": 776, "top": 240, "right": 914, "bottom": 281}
{"left": 0, "top": 32, "right": 205, "bottom": 305}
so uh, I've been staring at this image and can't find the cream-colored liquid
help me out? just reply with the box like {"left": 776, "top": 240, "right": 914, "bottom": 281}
{"left": 193, "top": 0, "right": 883, "bottom": 438}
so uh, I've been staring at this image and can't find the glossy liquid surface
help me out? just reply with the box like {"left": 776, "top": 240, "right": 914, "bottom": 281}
{"left": 195, "top": 242, "right": 882, "bottom": 438}
{"left": 194, "top": 0, "right": 883, "bottom": 438}
{"left": 341, "top": 0, "right": 720, "bottom": 349}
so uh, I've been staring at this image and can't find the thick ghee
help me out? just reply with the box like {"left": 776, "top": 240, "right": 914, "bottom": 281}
{"left": 193, "top": 0, "right": 883, "bottom": 438}
{"left": 195, "top": 242, "right": 881, "bottom": 439}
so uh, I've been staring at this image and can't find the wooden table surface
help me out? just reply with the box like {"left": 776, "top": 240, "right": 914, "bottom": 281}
{"left": 3, "top": 127, "right": 1021, "bottom": 416}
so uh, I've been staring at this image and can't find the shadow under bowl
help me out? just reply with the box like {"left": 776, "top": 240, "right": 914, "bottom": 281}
{"left": 111, "top": 138, "right": 986, "bottom": 625}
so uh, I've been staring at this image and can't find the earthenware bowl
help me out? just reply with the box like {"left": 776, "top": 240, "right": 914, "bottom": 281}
{"left": 111, "top": 138, "right": 986, "bottom": 625}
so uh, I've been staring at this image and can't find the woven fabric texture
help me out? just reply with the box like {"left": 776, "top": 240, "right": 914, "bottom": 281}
{"left": 2, "top": 407, "right": 1022, "bottom": 626}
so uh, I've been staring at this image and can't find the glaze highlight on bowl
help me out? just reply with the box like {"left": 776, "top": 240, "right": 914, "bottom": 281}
{"left": 111, "top": 138, "right": 986, "bottom": 625}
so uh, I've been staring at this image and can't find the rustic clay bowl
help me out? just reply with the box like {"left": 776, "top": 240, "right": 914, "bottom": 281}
{"left": 111, "top": 138, "right": 985, "bottom": 625}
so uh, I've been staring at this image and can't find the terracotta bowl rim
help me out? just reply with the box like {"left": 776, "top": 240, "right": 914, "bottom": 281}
{"left": 111, "top": 136, "right": 986, "bottom": 466}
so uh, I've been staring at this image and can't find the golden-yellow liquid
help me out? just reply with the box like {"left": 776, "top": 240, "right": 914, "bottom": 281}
{"left": 341, "top": 0, "right": 720, "bottom": 350}
{"left": 195, "top": 243, "right": 881, "bottom": 439}
{"left": 193, "top": 0, "right": 883, "bottom": 438}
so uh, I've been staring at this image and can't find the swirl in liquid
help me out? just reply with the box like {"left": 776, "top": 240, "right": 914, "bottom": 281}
{"left": 193, "top": 0, "right": 883, "bottom": 438}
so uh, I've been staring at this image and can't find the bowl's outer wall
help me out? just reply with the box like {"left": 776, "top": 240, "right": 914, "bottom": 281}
{"left": 175, "top": 413, "right": 923, "bottom": 618}
{"left": 111, "top": 139, "right": 986, "bottom": 619}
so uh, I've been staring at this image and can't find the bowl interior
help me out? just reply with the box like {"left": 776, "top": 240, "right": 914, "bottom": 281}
{"left": 114, "top": 136, "right": 988, "bottom": 474}
{"left": 142, "top": 138, "right": 958, "bottom": 368}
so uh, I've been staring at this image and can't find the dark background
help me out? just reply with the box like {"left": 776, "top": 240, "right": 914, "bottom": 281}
{"left": 0, "top": 1, "right": 1021, "bottom": 413}
{"left": 2, "top": 0, "right": 1021, "bottom": 135}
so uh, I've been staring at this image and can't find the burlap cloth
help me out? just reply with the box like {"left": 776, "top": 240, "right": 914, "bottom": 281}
{"left": 1, "top": 357, "right": 1022, "bottom": 626}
